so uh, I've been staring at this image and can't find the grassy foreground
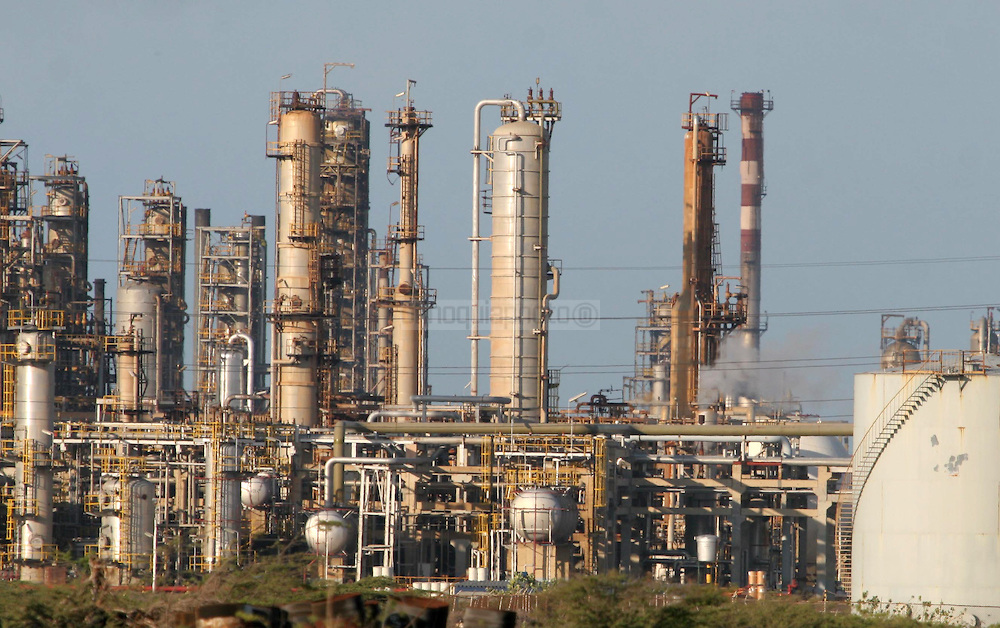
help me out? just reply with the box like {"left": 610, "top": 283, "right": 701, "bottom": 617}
{"left": 0, "top": 559, "right": 987, "bottom": 627}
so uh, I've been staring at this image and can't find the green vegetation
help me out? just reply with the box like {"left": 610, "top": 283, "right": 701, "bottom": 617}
{"left": 0, "top": 566, "right": 992, "bottom": 627}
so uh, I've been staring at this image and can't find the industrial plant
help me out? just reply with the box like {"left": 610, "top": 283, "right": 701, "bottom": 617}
{"left": 1, "top": 64, "right": 997, "bottom": 623}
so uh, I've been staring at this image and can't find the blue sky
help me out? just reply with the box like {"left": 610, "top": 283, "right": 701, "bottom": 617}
{"left": 4, "top": 1, "right": 999, "bottom": 420}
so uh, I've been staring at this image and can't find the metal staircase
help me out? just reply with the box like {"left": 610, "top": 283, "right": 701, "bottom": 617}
{"left": 836, "top": 372, "right": 945, "bottom": 596}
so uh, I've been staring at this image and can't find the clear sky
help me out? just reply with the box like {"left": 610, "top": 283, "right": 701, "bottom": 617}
{"left": 3, "top": 1, "right": 999, "bottom": 421}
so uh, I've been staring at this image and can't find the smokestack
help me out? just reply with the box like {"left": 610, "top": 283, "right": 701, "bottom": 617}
{"left": 731, "top": 91, "right": 773, "bottom": 357}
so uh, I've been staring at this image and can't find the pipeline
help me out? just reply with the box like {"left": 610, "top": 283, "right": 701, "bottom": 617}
{"left": 470, "top": 99, "right": 527, "bottom": 396}
{"left": 628, "top": 434, "right": 793, "bottom": 457}
{"left": 366, "top": 410, "right": 461, "bottom": 423}
{"left": 346, "top": 421, "right": 853, "bottom": 437}
{"left": 411, "top": 395, "right": 511, "bottom": 405}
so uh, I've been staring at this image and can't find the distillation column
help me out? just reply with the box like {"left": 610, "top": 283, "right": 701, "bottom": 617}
{"left": 488, "top": 90, "right": 560, "bottom": 420}
{"left": 386, "top": 96, "right": 432, "bottom": 406}
{"left": 12, "top": 329, "right": 55, "bottom": 582}
{"left": 669, "top": 95, "right": 727, "bottom": 422}
{"left": 116, "top": 180, "right": 188, "bottom": 416}
{"left": 318, "top": 86, "right": 371, "bottom": 400}
{"left": 269, "top": 93, "right": 322, "bottom": 426}
{"left": 38, "top": 155, "right": 97, "bottom": 411}
{"left": 194, "top": 211, "right": 268, "bottom": 407}
{"left": 731, "top": 92, "right": 772, "bottom": 357}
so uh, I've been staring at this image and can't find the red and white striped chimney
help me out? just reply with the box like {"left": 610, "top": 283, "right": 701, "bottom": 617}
{"left": 732, "top": 91, "right": 772, "bottom": 356}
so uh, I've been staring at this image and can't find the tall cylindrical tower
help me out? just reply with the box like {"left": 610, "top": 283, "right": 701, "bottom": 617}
{"left": 192, "top": 207, "right": 211, "bottom": 397}
{"left": 386, "top": 95, "right": 432, "bottom": 406}
{"left": 269, "top": 93, "right": 322, "bottom": 426}
{"left": 12, "top": 329, "right": 55, "bottom": 582}
{"left": 488, "top": 119, "right": 550, "bottom": 418}
{"left": 731, "top": 92, "right": 772, "bottom": 356}
{"left": 116, "top": 179, "right": 188, "bottom": 415}
{"left": 669, "top": 95, "right": 728, "bottom": 422}
{"left": 318, "top": 86, "right": 371, "bottom": 401}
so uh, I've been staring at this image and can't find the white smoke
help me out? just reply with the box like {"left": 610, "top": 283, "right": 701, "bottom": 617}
{"left": 698, "top": 325, "right": 833, "bottom": 409}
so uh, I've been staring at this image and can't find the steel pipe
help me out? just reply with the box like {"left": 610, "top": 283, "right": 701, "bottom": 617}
{"left": 365, "top": 410, "right": 461, "bottom": 422}
{"left": 345, "top": 421, "right": 853, "bottom": 437}
{"left": 629, "top": 434, "right": 793, "bottom": 457}
{"left": 411, "top": 395, "right": 511, "bottom": 405}
{"left": 471, "top": 99, "right": 526, "bottom": 396}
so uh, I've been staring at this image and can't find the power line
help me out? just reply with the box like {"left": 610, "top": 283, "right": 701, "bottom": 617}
{"left": 538, "top": 302, "right": 999, "bottom": 322}
{"left": 426, "top": 254, "right": 1000, "bottom": 272}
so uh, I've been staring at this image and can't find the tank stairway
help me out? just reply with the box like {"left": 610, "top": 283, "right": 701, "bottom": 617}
{"left": 836, "top": 372, "right": 945, "bottom": 597}
{"left": 852, "top": 373, "right": 944, "bottom": 505}
{"left": 834, "top": 495, "right": 853, "bottom": 596}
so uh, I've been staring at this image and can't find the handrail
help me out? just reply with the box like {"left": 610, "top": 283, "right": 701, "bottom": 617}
{"left": 837, "top": 371, "right": 945, "bottom": 597}
{"left": 850, "top": 372, "right": 938, "bottom": 503}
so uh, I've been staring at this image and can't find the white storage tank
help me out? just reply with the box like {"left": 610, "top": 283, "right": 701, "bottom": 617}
{"left": 510, "top": 488, "right": 577, "bottom": 544}
{"left": 488, "top": 119, "right": 551, "bottom": 420}
{"left": 217, "top": 347, "right": 246, "bottom": 408}
{"left": 98, "top": 476, "right": 155, "bottom": 567}
{"left": 852, "top": 369, "right": 1000, "bottom": 624}
{"left": 304, "top": 510, "right": 352, "bottom": 555}
{"left": 13, "top": 330, "right": 56, "bottom": 582}
{"left": 240, "top": 473, "right": 275, "bottom": 509}
{"left": 115, "top": 280, "right": 162, "bottom": 405}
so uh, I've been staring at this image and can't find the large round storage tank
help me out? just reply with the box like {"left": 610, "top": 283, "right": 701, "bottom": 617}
{"left": 304, "top": 510, "right": 352, "bottom": 555}
{"left": 489, "top": 120, "right": 550, "bottom": 419}
{"left": 879, "top": 340, "right": 919, "bottom": 369}
{"left": 799, "top": 435, "right": 850, "bottom": 460}
{"left": 852, "top": 371, "right": 1000, "bottom": 623}
{"left": 970, "top": 317, "right": 998, "bottom": 354}
{"left": 240, "top": 473, "right": 275, "bottom": 509}
{"left": 510, "top": 488, "right": 577, "bottom": 544}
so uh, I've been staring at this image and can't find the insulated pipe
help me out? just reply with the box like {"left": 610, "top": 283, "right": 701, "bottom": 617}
{"left": 323, "top": 455, "right": 431, "bottom": 507}
{"left": 471, "top": 99, "right": 526, "bottom": 396}
{"left": 631, "top": 454, "right": 851, "bottom": 466}
{"left": 332, "top": 421, "right": 345, "bottom": 505}
{"left": 539, "top": 265, "right": 560, "bottom": 423}
{"left": 228, "top": 332, "right": 254, "bottom": 408}
{"left": 365, "top": 410, "right": 460, "bottom": 422}
{"left": 346, "top": 421, "right": 852, "bottom": 437}
{"left": 223, "top": 394, "right": 260, "bottom": 409}
{"left": 411, "top": 395, "right": 511, "bottom": 405}
{"left": 629, "top": 434, "right": 793, "bottom": 457}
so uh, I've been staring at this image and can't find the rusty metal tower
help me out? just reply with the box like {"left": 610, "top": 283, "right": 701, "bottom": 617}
{"left": 267, "top": 91, "right": 323, "bottom": 426}
{"left": 36, "top": 156, "right": 98, "bottom": 412}
{"left": 192, "top": 210, "right": 268, "bottom": 409}
{"left": 316, "top": 65, "right": 372, "bottom": 409}
{"left": 116, "top": 179, "right": 188, "bottom": 416}
{"left": 669, "top": 93, "right": 746, "bottom": 422}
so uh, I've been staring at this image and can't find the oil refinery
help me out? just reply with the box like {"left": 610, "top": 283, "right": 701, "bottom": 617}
{"left": 1, "top": 64, "right": 998, "bottom": 624}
